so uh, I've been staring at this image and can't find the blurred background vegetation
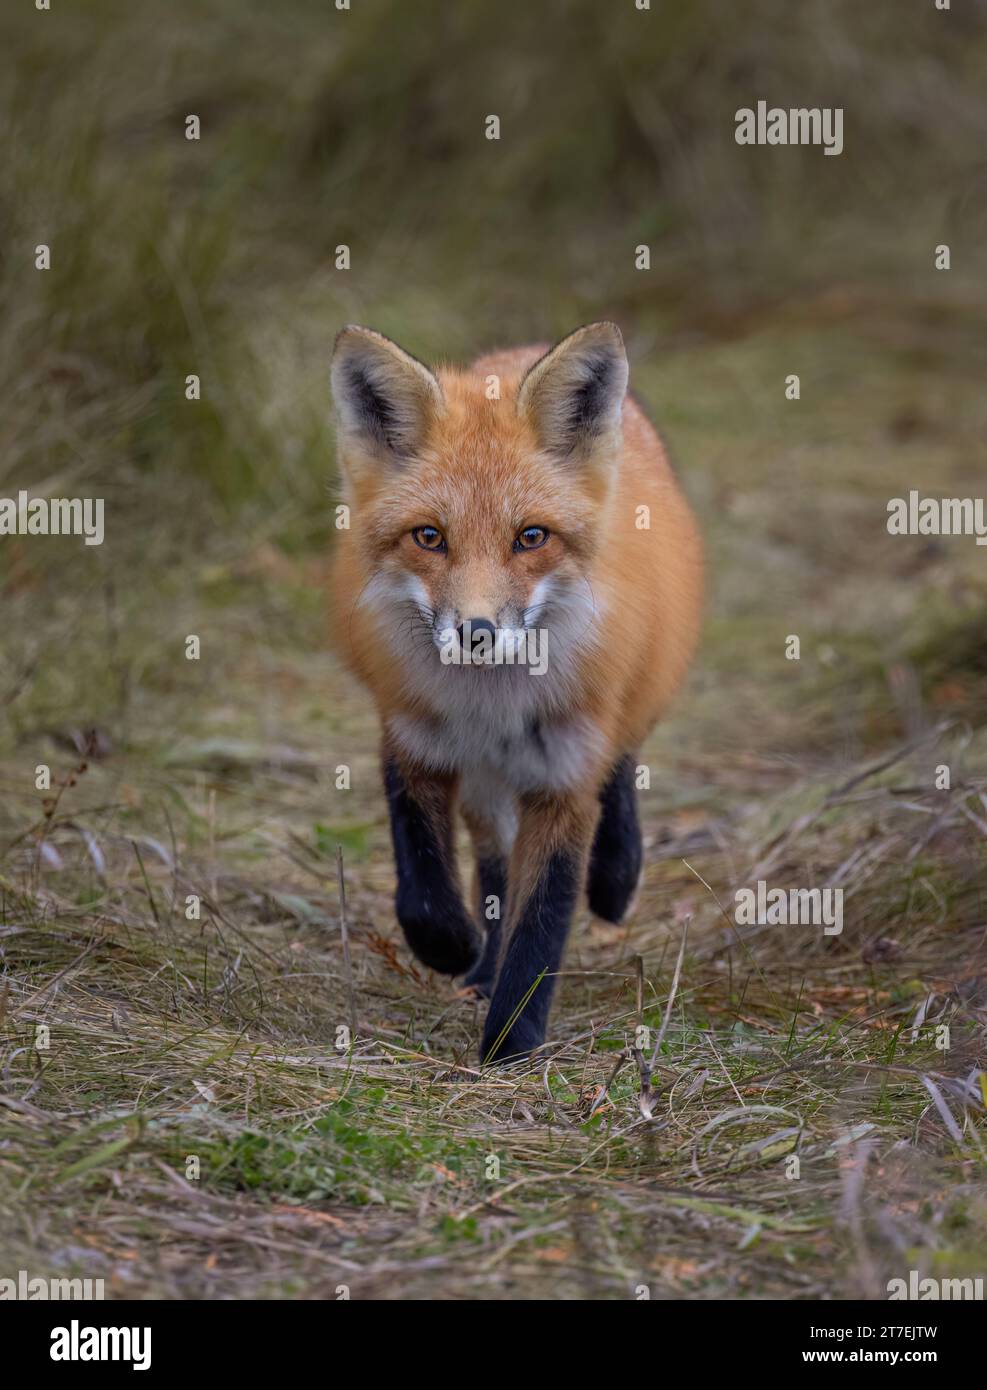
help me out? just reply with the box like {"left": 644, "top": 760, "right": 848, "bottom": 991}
{"left": 1, "top": 0, "right": 986, "bottom": 1299}
{"left": 2, "top": 0, "right": 986, "bottom": 737}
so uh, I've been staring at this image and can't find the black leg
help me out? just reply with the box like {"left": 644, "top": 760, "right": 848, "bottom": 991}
{"left": 462, "top": 854, "right": 507, "bottom": 997}
{"left": 586, "top": 754, "right": 642, "bottom": 924}
{"left": 481, "top": 849, "right": 580, "bottom": 1063}
{"left": 383, "top": 756, "right": 481, "bottom": 976}
{"left": 480, "top": 788, "right": 596, "bottom": 1065}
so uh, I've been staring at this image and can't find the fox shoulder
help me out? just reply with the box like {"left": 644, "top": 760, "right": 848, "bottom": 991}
{"left": 469, "top": 343, "right": 551, "bottom": 383}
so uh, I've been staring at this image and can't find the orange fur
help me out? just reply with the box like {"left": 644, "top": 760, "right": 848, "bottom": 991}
{"left": 329, "top": 322, "right": 703, "bottom": 1058}
{"left": 331, "top": 333, "right": 703, "bottom": 777}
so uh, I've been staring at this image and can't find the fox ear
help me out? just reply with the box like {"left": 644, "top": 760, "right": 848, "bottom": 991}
{"left": 331, "top": 325, "right": 443, "bottom": 465}
{"left": 517, "top": 322, "right": 628, "bottom": 460}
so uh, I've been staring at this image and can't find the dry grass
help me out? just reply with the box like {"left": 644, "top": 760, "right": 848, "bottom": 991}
{"left": 1, "top": 472, "right": 985, "bottom": 1297}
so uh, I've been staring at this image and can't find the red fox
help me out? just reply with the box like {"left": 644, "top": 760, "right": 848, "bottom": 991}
{"left": 330, "top": 322, "right": 703, "bottom": 1063}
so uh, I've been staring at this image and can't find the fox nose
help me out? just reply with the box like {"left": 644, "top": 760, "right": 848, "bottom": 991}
{"left": 457, "top": 617, "right": 497, "bottom": 653}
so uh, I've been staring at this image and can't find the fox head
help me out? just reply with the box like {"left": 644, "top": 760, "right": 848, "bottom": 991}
{"left": 330, "top": 322, "right": 628, "bottom": 671}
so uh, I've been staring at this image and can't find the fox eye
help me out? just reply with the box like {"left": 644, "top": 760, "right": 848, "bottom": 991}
{"left": 515, "top": 526, "right": 549, "bottom": 551}
{"left": 412, "top": 526, "right": 446, "bottom": 552}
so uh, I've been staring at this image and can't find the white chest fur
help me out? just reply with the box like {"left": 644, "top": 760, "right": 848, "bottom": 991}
{"left": 389, "top": 651, "right": 603, "bottom": 789}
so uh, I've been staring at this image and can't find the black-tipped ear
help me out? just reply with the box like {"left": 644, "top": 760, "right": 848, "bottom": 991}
{"left": 517, "top": 322, "right": 628, "bottom": 458}
{"left": 331, "top": 326, "right": 443, "bottom": 463}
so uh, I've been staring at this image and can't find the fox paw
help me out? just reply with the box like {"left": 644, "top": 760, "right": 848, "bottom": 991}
{"left": 396, "top": 902, "right": 481, "bottom": 977}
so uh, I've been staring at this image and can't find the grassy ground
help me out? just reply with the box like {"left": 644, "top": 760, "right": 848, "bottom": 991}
{"left": 1, "top": 0, "right": 986, "bottom": 1300}
{"left": 2, "top": 309, "right": 985, "bottom": 1299}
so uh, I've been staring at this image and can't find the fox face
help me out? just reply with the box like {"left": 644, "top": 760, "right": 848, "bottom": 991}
{"left": 331, "top": 323, "right": 628, "bottom": 679}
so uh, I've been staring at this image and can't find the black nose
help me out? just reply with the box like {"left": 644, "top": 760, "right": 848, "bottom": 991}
{"left": 458, "top": 618, "right": 497, "bottom": 652}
